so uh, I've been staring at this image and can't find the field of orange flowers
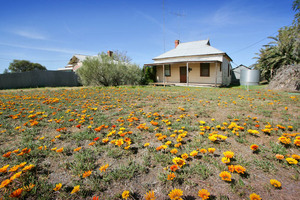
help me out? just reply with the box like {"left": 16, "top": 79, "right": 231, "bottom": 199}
{"left": 0, "top": 86, "right": 299, "bottom": 200}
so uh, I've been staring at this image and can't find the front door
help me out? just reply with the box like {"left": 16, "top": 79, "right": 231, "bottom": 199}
{"left": 180, "top": 66, "right": 186, "bottom": 83}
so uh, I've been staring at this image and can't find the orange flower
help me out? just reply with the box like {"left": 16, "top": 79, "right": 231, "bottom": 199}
{"left": 198, "top": 189, "right": 210, "bottom": 200}
{"left": 276, "top": 154, "right": 284, "bottom": 160}
{"left": 250, "top": 144, "right": 259, "bottom": 151}
{"left": 82, "top": 170, "right": 92, "bottom": 178}
{"left": 170, "top": 149, "right": 178, "bottom": 154}
{"left": 219, "top": 171, "right": 232, "bottom": 182}
{"left": 99, "top": 164, "right": 109, "bottom": 172}
{"left": 89, "top": 142, "right": 96, "bottom": 146}
{"left": 234, "top": 165, "right": 246, "bottom": 174}
{"left": 190, "top": 150, "right": 198, "bottom": 157}
{"left": 2, "top": 151, "right": 11, "bottom": 158}
{"left": 168, "top": 188, "right": 183, "bottom": 200}
{"left": 208, "top": 148, "right": 216, "bottom": 154}
{"left": 53, "top": 183, "right": 62, "bottom": 191}
{"left": 56, "top": 147, "right": 63, "bottom": 153}
{"left": 249, "top": 193, "right": 261, "bottom": 200}
{"left": 0, "top": 179, "right": 11, "bottom": 188}
{"left": 228, "top": 165, "right": 235, "bottom": 173}
{"left": 181, "top": 153, "right": 188, "bottom": 160}
{"left": 223, "top": 151, "right": 234, "bottom": 159}
{"left": 0, "top": 165, "right": 9, "bottom": 173}
{"left": 74, "top": 147, "right": 82, "bottom": 152}
{"left": 200, "top": 149, "right": 207, "bottom": 154}
{"left": 9, "top": 188, "right": 23, "bottom": 198}
{"left": 170, "top": 165, "right": 179, "bottom": 172}
{"left": 167, "top": 173, "right": 176, "bottom": 180}
{"left": 144, "top": 191, "right": 156, "bottom": 200}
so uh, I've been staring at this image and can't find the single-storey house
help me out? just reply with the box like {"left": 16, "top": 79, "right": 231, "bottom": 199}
{"left": 231, "top": 64, "right": 251, "bottom": 85}
{"left": 145, "top": 40, "right": 233, "bottom": 86}
{"left": 59, "top": 51, "right": 114, "bottom": 71}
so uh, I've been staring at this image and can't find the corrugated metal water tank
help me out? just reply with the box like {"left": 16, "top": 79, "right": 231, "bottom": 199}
{"left": 240, "top": 70, "right": 260, "bottom": 85}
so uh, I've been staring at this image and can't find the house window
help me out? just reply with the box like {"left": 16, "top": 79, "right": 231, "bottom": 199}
{"left": 164, "top": 65, "right": 171, "bottom": 76}
{"left": 228, "top": 64, "right": 231, "bottom": 77}
{"left": 200, "top": 63, "right": 210, "bottom": 77}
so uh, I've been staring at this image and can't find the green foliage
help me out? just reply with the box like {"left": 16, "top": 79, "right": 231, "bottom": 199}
{"left": 255, "top": 0, "right": 300, "bottom": 81}
{"left": 76, "top": 52, "right": 142, "bottom": 86}
{"left": 141, "top": 66, "right": 156, "bottom": 85}
{"left": 8, "top": 60, "right": 47, "bottom": 73}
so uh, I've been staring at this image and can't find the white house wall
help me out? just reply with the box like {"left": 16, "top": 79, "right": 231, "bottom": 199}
{"left": 156, "top": 62, "right": 222, "bottom": 84}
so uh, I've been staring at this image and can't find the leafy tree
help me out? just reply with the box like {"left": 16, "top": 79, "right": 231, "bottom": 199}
{"left": 255, "top": 0, "right": 300, "bottom": 81}
{"left": 141, "top": 66, "right": 156, "bottom": 85}
{"left": 76, "top": 52, "right": 142, "bottom": 86}
{"left": 8, "top": 60, "right": 47, "bottom": 73}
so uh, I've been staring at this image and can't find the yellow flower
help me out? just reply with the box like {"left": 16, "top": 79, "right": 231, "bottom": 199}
{"left": 249, "top": 193, "right": 261, "bottom": 200}
{"left": 190, "top": 150, "right": 198, "bottom": 157}
{"left": 168, "top": 188, "right": 183, "bottom": 200}
{"left": 115, "top": 139, "right": 124, "bottom": 147}
{"left": 286, "top": 158, "right": 298, "bottom": 165}
{"left": 219, "top": 171, "right": 231, "bottom": 182}
{"left": 172, "top": 157, "right": 186, "bottom": 168}
{"left": 0, "top": 164, "right": 9, "bottom": 173}
{"left": 144, "top": 190, "right": 156, "bottom": 200}
{"left": 10, "top": 171, "right": 22, "bottom": 181}
{"left": 82, "top": 170, "right": 92, "bottom": 178}
{"left": 208, "top": 148, "right": 216, "bottom": 154}
{"left": 144, "top": 143, "right": 150, "bottom": 147}
{"left": 278, "top": 136, "right": 291, "bottom": 144}
{"left": 221, "top": 157, "right": 230, "bottom": 164}
{"left": 0, "top": 179, "right": 11, "bottom": 188}
{"left": 71, "top": 185, "right": 80, "bottom": 194}
{"left": 22, "top": 164, "right": 35, "bottom": 172}
{"left": 270, "top": 179, "right": 281, "bottom": 188}
{"left": 23, "top": 183, "right": 35, "bottom": 191}
{"left": 122, "top": 190, "right": 130, "bottom": 199}
{"left": 198, "top": 189, "right": 210, "bottom": 200}
{"left": 53, "top": 183, "right": 62, "bottom": 191}
{"left": 167, "top": 173, "right": 176, "bottom": 180}
{"left": 19, "top": 162, "right": 27, "bottom": 168}
{"left": 99, "top": 164, "right": 109, "bottom": 172}
{"left": 9, "top": 165, "right": 20, "bottom": 172}
{"left": 223, "top": 151, "right": 234, "bottom": 159}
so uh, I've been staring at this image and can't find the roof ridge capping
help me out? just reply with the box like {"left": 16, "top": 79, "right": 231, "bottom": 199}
{"left": 153, "top": 39, "right": 229, "bottom": 60}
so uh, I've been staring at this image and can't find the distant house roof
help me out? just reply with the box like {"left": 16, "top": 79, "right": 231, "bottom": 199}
{"left": 151, "top": 40, "right": 232, "bottom": 64}
{"left": 232, "top": 64, "right": 251, "bottom": 71}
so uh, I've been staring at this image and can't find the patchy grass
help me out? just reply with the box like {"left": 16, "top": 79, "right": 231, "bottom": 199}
{"left": 0, "top": 86, "right": 299, "bottom": 199}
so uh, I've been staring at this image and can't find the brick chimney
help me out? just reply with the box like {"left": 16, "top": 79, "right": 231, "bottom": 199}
{"left": 175, "top": 40, "right": 180, "bottom": 48}
{"left": 107, "top": 50, "right": 113, "bottom": 57}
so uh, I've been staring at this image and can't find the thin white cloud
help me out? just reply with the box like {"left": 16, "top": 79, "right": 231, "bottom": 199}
{"left": 136, "top": 10, "right": 177, "bottom": 36}
{"left": 11, "top": 29, "right": 48, "bottom": 40}
{"left": 0, "top": 42, "right": 95, "bottom": 55}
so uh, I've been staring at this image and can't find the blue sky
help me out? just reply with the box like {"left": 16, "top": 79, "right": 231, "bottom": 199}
{"left": 0, "top": 0, "right": 295, "bottom": 72}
